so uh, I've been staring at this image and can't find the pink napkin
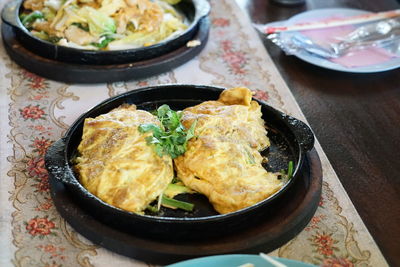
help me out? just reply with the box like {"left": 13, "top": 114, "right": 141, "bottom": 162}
{"left": 300, "top": 18, "right": 397, "bottom": 68}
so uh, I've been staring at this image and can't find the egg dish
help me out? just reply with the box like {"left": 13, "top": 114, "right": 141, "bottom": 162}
{"left": 174, "top": 87, "right": 283, "bottom": 214}
{"left": 74, "top": 104, "right": 173, "bottom": 213}
{"left": 74, "top": 87, "right": 285, "bottom": 214}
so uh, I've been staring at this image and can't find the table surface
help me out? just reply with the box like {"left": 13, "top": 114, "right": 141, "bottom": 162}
{"left": 0, "top": 0, "right": 395, "bottom": 266}
{"left": 235, "top": 0, "right": 400, "bottom": 266}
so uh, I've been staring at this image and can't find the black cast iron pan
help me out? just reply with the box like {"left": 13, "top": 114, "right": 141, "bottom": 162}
{"left": 45, "top": 84, "right": 315, "bottom": 241}
{"left": 1, "top": 0, "right": 210, "bottom": 65}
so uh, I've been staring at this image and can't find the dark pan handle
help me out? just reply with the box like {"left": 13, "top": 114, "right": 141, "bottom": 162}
{"left": 194, "top": 0, "right": 211, "bottom": 20}
{"left": 2, "top": 0, "right": 22, "bottom": 28}
{"left": 45, "top": 138, "right": 77, "bottom": 186}
{"left": 284, "top": 115, "right": 315, "bottom": 152}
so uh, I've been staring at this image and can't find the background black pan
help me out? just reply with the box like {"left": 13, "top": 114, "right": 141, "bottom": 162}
{"left": 1, "top": 17, "right": 210, "bottom": 83}
{"left": 1, "top": 0, "right": 210, "bottom": 65}
{"left": 45, "top": 84, "right": 315, "bottom": 241}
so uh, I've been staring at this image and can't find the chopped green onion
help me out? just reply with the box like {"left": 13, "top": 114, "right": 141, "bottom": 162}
{"left": 161, "top": 195, "right": 194, "bottom": 211}
{"left": 91, "top": 35, "right": 115, "bottom": 48}
{"left": 21, "top": 11, "right": 44, "bottom": 27}
{"left": 47, "top": 36, "right": 62, "bottom": 43}
{"left": 287, "top": 161, "right": 294, "bottom": 179}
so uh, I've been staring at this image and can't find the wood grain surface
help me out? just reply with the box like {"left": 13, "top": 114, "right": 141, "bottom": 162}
{"left": 234, "top": 0, "right": 400, "bottom": 266}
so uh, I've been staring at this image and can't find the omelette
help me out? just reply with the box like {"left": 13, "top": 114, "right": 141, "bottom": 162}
{"left": 174, "top": 87, "right": 283, "bottom": 214}
{"left": 74, "top": 104, "right": 173, "bottom": 213}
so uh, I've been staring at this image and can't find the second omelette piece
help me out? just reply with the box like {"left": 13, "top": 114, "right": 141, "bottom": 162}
{"left": 174, "top": 87, "right": 283, "bottom": 214}
{"left": 74, "top": 104, "right": 173, "bottom": 213}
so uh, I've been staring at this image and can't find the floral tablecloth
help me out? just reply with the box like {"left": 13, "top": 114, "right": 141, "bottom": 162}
{"left": 0, "top": 1, "right": 388, "bottom": 266}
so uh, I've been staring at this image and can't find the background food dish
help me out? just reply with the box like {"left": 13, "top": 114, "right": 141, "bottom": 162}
{"left": 0, "top": 16, "right": 210, "bottom": 83}
{"left": 19, "top": 0, "right": 188, "bottom": 51}
{"left": 1, "top": 0, "right": 210, "bottom": 64}
{"left": 280, "top": 8, "right": 400, "bottom": 73}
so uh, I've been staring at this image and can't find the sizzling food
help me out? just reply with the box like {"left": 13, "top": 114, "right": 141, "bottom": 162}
{"left": 75, "top": 87, "right": 284, "bottom": 214}
{"left": 74, "top": 104, "right": 173, "bottom": 213}
{"left": 174, "top": 87, "right": 282, "bottom": 214}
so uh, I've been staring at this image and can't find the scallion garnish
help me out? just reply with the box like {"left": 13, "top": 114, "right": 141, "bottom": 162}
{"left": 287, "top": 160, "right": 294, "bottom": 179}
{"left": 91, "top": 35, "right": 115, "bottom": 48}
{"left": 161, "top": 195, "right": 194, "bottom": 212}
{"left": 21, "top": 11, "right": 44, "bottom": 27}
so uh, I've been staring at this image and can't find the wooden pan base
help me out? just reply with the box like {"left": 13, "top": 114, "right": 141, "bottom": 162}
{"left": 49, "top": 149, "right": 322, "bottom": 265}
{"left": 1, "top": 18, "right": 209, "bottom": 84}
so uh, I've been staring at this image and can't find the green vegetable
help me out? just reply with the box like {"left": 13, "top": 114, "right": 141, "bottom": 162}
{"left": 48, "top": 36, "right": 62, "bottom": 43}
{"left": 91, "top": 35, "right": 115, "bottom": 48}
{"left": 21, "top": 11, "right": 44, "bottom": 28}
{"left": 164, "top": 183, "right": 193, "bottom": 198}
{"left": 77, "top": 6, "right": 116, "bottom": 36}
{"left": 19, "top": 13, "right": 27, "bottom": 22}
{"left": 138, "top": 104, "right": 197, "bottom": 159}
{"left": 277, "top": 161, "right": 294, "bottom": 180}
{"left": 161, "top": 195, "right": 194, "bottom": 211}
{"left": 287, "top": 161, "right": 294, "bottom": 179}
{"left": 31, "top": 31, "right": 61, "bottom": 44}
{"left": 71, "top": 22, "right": 89, "bottom": 32}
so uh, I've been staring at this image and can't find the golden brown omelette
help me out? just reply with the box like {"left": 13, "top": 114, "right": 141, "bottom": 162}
{"left": 174, "top": 87, "right": 283, "bottom": 214}
{"left": 74, "top": 104, "right": 173, "bottom": 213}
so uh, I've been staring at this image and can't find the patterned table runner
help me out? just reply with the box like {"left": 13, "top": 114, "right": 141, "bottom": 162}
{"left": 0, "top": 1, "right": 388, "bottom": 266}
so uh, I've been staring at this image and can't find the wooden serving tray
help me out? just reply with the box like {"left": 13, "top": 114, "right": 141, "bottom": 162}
{"left": 49, "top": 149, "right": 322, "bottom": 265}
{"left": 1, "top": 18, "right": 209, "bottom": 84}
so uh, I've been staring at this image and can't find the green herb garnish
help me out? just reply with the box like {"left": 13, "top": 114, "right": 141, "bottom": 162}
{"left": 21, "top": 11, "right": 44, "bottom": 28}
{"left": 139, "top": 104, "right": 197, "bottom": 159}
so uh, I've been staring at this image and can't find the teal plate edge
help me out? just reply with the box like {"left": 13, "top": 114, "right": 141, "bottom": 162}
{"left": 166, "top": 254, "right": 317, "bottom": 267}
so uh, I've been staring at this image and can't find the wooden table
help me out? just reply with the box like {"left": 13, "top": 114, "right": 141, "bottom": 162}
{"left": 235, "top": 0, "right": 400, "bottom": 266}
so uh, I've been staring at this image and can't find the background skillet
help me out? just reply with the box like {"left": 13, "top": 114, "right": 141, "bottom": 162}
{"left": 45, "top": 84, "right": 315, "bottom": 241}
{"left": 1, "top": 0, "right": 210, "bottom": 65}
